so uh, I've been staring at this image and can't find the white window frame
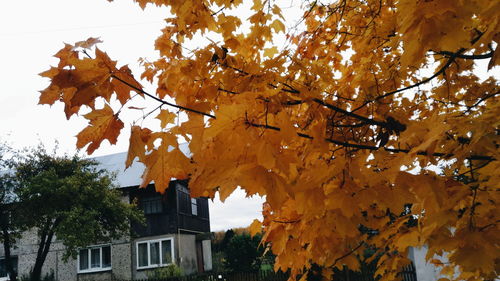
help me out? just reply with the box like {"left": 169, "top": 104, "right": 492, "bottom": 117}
{"left": 191, "top": 198, "right": 198, "bottom": 216}
{"left": 77, "top": 244, "right": 112, "bottom": 274}
{"left": 136, "top": 237, "right": 175, "bottom": 270}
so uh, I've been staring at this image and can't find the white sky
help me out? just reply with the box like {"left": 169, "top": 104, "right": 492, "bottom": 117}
{"left": 0, "top": 0, "right": 264, "bottom": 232}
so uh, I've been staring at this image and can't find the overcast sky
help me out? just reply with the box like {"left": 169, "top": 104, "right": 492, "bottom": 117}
{"left": 0, "top": 0, "right": 264, "bottom": 232}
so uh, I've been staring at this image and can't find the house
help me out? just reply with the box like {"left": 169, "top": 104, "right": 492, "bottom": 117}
{"left": 0, "top": 146, "right": 212, "bottom": 280}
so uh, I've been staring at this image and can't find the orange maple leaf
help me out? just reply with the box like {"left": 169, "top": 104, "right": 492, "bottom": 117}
{"left": 126, "top": 126, "right": 152, "bottom": 168}
{"left": 76, "top": 105, "right": 124, "bottom": 154}
{"left": 111, "top": 65, "right": 143, "bottom": 104}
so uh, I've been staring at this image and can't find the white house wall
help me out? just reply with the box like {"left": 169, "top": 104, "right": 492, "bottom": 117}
{"left": 177, "top": 234, "right": 198, "bottom": 275}
{"left": 0, "top": 229, "right": 136, "bottom": 280}
{"left": 408, "top": 246, "right": 442, "bottom": 281}
{"left": 202, "top": 240, "right": 212, "bottom": 271}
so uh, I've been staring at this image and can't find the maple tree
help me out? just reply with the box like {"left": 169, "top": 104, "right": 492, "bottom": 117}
{"left": 39, "top": 0, "right": 499, "bottom": 280}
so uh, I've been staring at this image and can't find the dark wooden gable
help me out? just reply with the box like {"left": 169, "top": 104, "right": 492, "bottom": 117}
{"left": 129, "top": 180, "right": 210, "bottom": 237}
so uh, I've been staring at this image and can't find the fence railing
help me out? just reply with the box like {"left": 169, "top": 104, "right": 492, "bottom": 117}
{"left": 398, "top": 263, "right": 417, "bottom": 281}
{"left": 109, "top": 264, "right": 416, "bottom": 281}
{"left": 113, "top": 271, "right": 289, "bottom": 281}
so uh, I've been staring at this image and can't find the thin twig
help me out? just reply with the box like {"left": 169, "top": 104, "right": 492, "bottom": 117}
{"left": 351, "top": 48, "right": 466, "bottom": 113}
{"left": 332, "top": 242, "right": 364, "bottom": 267}
{"left": 111, "top": 74, "right": 216, "bottom": 119}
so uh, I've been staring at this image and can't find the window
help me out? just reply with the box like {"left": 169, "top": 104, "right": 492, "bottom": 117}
{"left": 78, "top": 245, "right": 111, "bottom": 273}
{"left": 0, "top": 257, "right": 18, "bottom": 280}
{"left": 177, "top": 183, "right": 200, "bottom": 216}
{"left": 191, "top": 198, "right": 198, "bottom": 215}
{"left": 136, "top": 238, "right": 174, "bottom": 269}
{"left": 142, "top": 195, "right": 163, "bottom": 214}
{"left": 178, "top": 186, "right": 191, "bottom": 214}
{"left": 197, "top": 199, "right": 209, "bottom": 219}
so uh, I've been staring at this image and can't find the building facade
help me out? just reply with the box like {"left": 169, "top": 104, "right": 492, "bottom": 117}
{"left": 0, "top": 150, "right": 212, "bottom": 280}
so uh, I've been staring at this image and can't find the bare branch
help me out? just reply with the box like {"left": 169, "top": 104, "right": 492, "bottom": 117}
{"left": 111, "top": 74, "right": 216, "bottom": 119}
{"left": 435, "top": 50, "right": 494, "bottom": 60}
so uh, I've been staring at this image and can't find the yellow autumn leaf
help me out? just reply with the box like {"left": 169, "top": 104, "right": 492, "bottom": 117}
{"left": 126, "top": 126, "right": 151, "bottom": 168}
{"left": 76, "top": 104, "right": 124, "bottom": 154}
{"left": 156, "top": 110, "right": 177, "bottom": 128}
{"left": 249, "top": 219, "right": 262, "bottom": 236}
{"left": 257, "top": 141, "right": 276, "bottom": 169}
{"left": 270, "top": 19, "right": 285, "bottom": 33}
{"left": 263, "top": 46, "right": 278, "bottom": 58}
{"left": 141, "top": 145, "right": 191, "bottom": 192}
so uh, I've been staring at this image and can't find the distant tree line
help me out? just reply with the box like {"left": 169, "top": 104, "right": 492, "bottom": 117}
{"left": 211, "top": 227, "right": 274, "bottom": 273}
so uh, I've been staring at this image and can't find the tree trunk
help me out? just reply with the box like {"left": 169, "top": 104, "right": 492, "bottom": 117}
{"left": 0, "top": 206, "right": 17, "bottom": 281}
{"left": 1, "top": 227, "right": 17, "bottom": 281}
{"left": 31, "top": 231, "right": 53, "bottom": 281}
{"left": 32, "top": 218, "right": 61, "bottom": 281}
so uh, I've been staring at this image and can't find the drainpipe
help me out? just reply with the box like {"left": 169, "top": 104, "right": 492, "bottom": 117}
{"left": 176, "top": 184, "right": 182, "bottom": 267}
{"left": 55, "top": 249, "right": 58, "bottom": 281}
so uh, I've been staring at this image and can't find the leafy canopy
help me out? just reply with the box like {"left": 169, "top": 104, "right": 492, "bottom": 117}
{"left": 14, "top": 147, "right": 144, "bottom": 259}
{"left": 39, "top": 0, "right": 499, "bottom": 280}
{"left": 0, "top": 144, "right": 144, "bottom": 281}
{"left": 224, "top": 232, "right": 265, "bottom": 272}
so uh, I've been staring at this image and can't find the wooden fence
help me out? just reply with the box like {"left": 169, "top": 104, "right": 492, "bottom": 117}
{"left": 328, "top": 262, "right": 417, "bottom": 281}
{"left": 109, "top": 264, "right": 416, "bottom": 281}
{"left": 114, "top": 271, "right": 289, "bottom": 281}
{"left": 398, "top": 263, "right": 417, "bottom": 281}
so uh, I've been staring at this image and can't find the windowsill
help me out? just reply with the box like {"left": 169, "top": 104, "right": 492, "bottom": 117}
{"left": 0, "top": 277, "right": 10, "bottom": 281}
{"left": 137, "top": 263, "right": 173, "bottom": 271}
{"left": 77, "top": 267, "right": 112, "bottom": 274}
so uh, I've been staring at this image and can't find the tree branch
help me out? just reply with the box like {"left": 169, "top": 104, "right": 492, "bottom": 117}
{"left": 272, "top": 219, "right": 301, "bottom": 224}
{"left": 351, "top": 48, "right": 466, "bottom": 113}
{"left": 245, "top": 121, "right": 495, "bottom": 161}
{"left": 313, "top": 98, "right": 387, "bottom": 127}
{"left": 110, "top": 74, "right": 216, "bottom": 119}
{"left": 332, "top": 242, "right": 364, "bottom": 267}
{"left": 435, "top": 50, "right": 494, "bottom": 60}
{"left": 464, "top": 90, "right": 500, "bottom": 114}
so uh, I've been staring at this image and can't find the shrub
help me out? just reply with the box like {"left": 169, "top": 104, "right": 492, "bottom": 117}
{"left": 146, "top": 264, "right": 183, "bottom": 279}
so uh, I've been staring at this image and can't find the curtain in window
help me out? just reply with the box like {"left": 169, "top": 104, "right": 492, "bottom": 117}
{"left": 138, "top": 243, "right": 148, "bottom": 267}
{"left": 79, "top": 249, "right": 89, "bottom": 270}
{"left": 90, "top": 248, "right": 100, "bottom": 268}
{"left": 161, "top": 240, "right": 173, "bottom": 264}
{"left": 150, "top": 241, "right": 160, "bottom": 265}
{"left": 102, "top": 246, "right": 111, "bottom": 268}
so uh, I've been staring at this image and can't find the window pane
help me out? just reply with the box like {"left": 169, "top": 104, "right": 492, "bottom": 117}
{"left": 0, "top": 258, "right": 6, "bottom": 277}
{"left": 138, "top": 243, "right": 148, "bottom": 267}
{"left": 150, "top": 242, "right": 160, "bottom": 265}
{"left": 179, "top": 192, "right": 190, "bottom": 213}
{"left": 161, "top": 240, "right": 173, "bottom": 264}
{"left": 143, "top": 196, "right": 163, "bottom": 214}
{"left": 191, "top": 198, "right": 198, "bottom": 215}
{"left": 154, "top": 199, "right": 162, "bottom": 213}
{"left": 12, "top": 257, "right": 18, "bottom": 275}
{"left": 79, "top": 249, "right": 89, "bottom": 270}
{"left": 144, "top": 201, "right": 151, "bottom": 214}
{"left": 0, "top": 257, "right": 18, "bottom": 277}
{"left": 91, "top": 248, "right": 101, "bottom": 268}
{"left": 102, "top": 246, "right": 111, "bottom": 268}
